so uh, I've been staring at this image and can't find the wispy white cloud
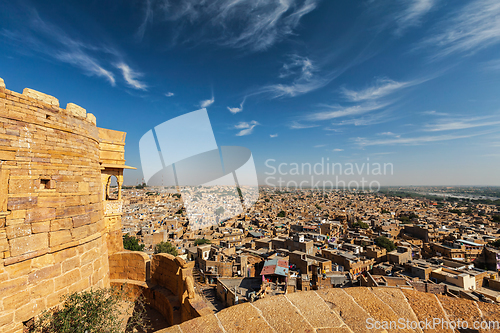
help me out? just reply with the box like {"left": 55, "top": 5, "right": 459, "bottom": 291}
{"left": 484, "top": 59, "right": 500, "bottom": 71}
{"left": 200, "top": 94, "right": 215, "bottom": 108}
{"left": 228, "top": 97, "right": 246, "bottom": 114}
{"left": 307, "top": 102, "right": 389, "bottom": 121}
{"left": 165, "top": 92, "right": 175, "bottom": 97}
{"left": 235, "top": 120, "right": 260, "bottom": 136}
{"left": 355, "top": 132, "right": 485, "bottom": 146}
{"left": 0, "top": 10, "right": 145, "bottom": 88}
{"left": 341, "top": 78, "right": 419, "bottom": 102}
{"left": 378, "top": 132, "right": 400, "bottom": 137}
{"left": 255, "top": 55, "right": 334, "bottom": 98}
{"left": 423, "top": 115, "right": 500, "bottom": 132}
{"left": 289, "top": 121, "right": 320, "bottom": 129}
{"left": 332, "top": 148, "right": 344, "bottom": 152}
{"left": 323, "top": 127, "right": 342, "bottom": 132}
{"left": 270, "top": 134, "right": 278, "bottom": 138}
{"left": 314, "top": 144, "right": 326, "bottom": 148}
{"left": 135, "top": 0, "right": 153, "bottom": 41}
{"left": 279, "top": 54, "right": 314, "bottom": 80}
{"left": 421, "top": 110, "right": 449, "bottom": 116}
{"left": 395, "top": 0, "right": 437, "bottom": 34}
{"left": 330, "top": 111, "right": 395, "bottom": 127}
{"left": 115, "top": 62, "right": 147, "bottom": 90}
{"left": 149, "top": 0, "right": 320, "bottom": 51}
{"left": 369, "top": 152, "right": 395, "bottom": 156}
{"left": 422, "top": 0, "right": 500, "bottom": 58}
{"left": 55, "top": 51, "right": 116, "bottom": 85}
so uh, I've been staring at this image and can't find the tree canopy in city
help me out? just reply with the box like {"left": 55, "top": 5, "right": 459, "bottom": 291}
{"left": 154, "top": 241, "right": 178, "bottom": 256}
{"left": 194, "top": 238, "right": 211, "bottom": 246}
{"left": 123, "top": 234, "right": 144, "bottom": 252}
{"left": 375, "top": 236, "right": 396, "bottom": 252}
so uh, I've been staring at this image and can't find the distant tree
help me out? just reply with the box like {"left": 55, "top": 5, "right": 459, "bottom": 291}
{"left": 381, "top": 209, "right": 390, "bottom": 214}
{"left": 175, "top": 208, "right": 185, "bottom": 215}
{"left": 215, "top": 206, "right": 225, "bottom": 216}
{"left": 491, "top": 215, "right": 500, "bottom": 223}
{"left": 315, "top": 204, "right": 322, "bottom": 210}
{"left": 194, "top": 238, "right": 211, "bottom": 246}
{"left": 154, "top": 241, "right": 178, "bottom": 256}
{"left": 277, "top": 210, "right": 286, "bottom": 218}
{"left": 264, "top": 198, "right": 270, "bottom": 202}
{"left": 353, "top": 221, "right": 369, "bottom": 229}
{"left": 135, "top": 182, "right": 147, "bottom": 189}
{"left": 123, "top": 234, "right": 144, "bottom": 251}
{"left": 449, "top": 209, "right": 462, "bottom": 216}
{"left": 490, "top": 239, "right": 500, "bottom": 248}
{"left": 375, "top": 236, "right": 396, "bottom": 252}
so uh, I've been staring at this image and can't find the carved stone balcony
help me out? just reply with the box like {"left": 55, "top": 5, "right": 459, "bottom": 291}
{"left": 105, "top": 199, "right": 123, "bottom": 216}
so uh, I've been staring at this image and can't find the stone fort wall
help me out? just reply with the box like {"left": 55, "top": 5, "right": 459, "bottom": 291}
{"left": 0, "top": 77, "right": 212, "bottom": 333}
{"left": 0, "top": 78, "right": 111, "bottom": 332}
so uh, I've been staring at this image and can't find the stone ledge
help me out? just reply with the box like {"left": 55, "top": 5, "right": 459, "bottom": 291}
{"left": 0, "top": 77, "right": 5, "bottom": 88}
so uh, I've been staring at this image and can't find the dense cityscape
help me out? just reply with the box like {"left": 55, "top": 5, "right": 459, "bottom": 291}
{"left": 121, "top": 185, "right": 500, "bottom": 310}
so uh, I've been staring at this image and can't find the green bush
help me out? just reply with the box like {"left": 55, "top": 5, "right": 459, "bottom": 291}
{"left": 123, "top": 234, "right": 144, "bottom": 252}
{"left": 28, "top": 287, "right": 149, "bottom": 333}
{"left": 375, "top": 236, "right": 396, "bottom": 252}
{"left": 154, "top": 241, "right": 178, "bottom": 256}
{"left": 277, "top": 210, "right": 286, "bottom": 218}
{"left": 194, "top": 238, "right": 211, "bottom": 246}
{"left": 353, "top": 221, "right": 369, "bottom": 229}
{"left": 215, "top": 207, "right": 225, "bottom": 216}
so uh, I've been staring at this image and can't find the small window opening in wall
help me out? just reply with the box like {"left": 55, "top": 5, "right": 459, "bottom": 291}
{"left": 23, "top": 317, "right": 34, "bottom": 332}
{"left": 46, "top": 114, "right": 51, "bottom": 119}
{"left": 40, "top": 178, "right": 51, "bottom": 189}
{"left": 107, "top": 175, "right": 119, "bottom": 200}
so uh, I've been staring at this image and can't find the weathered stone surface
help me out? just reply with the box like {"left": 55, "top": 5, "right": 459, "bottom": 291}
{"left": 401, "top": 289, "right": 454, "bottom": 333}
{"left": 49, "top": 230, "right": 72, "bottom": 247}
{"left": 178, "top": 314, "right": 224, "bottom": 333}
{"left": 217, "top": 303, "right": 275, "bottom": 333}
{"left": 22, "top": 88, "right": 59, "bottom": 107}
{"left": 7, "top": 196, "right": 38, "bottom": 210}
{"left": 253, "top": 295, "right": 314, "bottom": 333}
{"left": 66, "top": 102, "right": 86, "bottom": 118}
{"left": 345, "top": 287, "right": 415, "bottom": 332}
{"left": 87, "top": 113, "right": 97, "bottom": 125}
{"left": 316, "top": 289, "right": 374, "bottom": 333}
{"left": 286, "top": 291, "right": 344, "bottom": 329}
{"left": 370, "top": 287, "right": 422, "bottom": 332}
{"left": 25, "top": 207, "right": 56, "bottom": 223}
{"left": 0, "top": 77, "right": 5, "bottom": 88}
{"left": 9, "top": 233, "right": 48, "bottom": 257}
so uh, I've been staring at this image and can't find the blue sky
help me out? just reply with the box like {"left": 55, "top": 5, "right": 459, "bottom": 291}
{"left": 1, "top": 0, "right": 500, "bottom": 186}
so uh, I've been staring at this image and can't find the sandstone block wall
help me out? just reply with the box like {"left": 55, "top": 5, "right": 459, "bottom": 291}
{"left": 151, "top": 254, "right": 194, "bottom": 296}
{"left": 0, "top": 79, "right": 110, "bottom": 333}
{"left": 109, "top": 251, "right": 149, "bottom": 282}
{"left": 109, "top": 252, "right": 212, "bottom": 327}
